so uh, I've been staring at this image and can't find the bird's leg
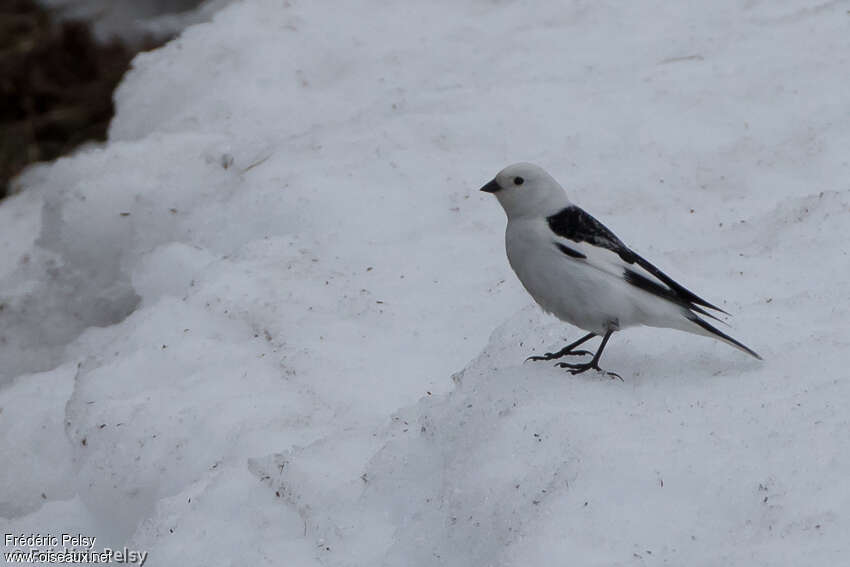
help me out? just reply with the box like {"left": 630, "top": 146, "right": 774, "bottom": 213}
{"left": 526, "top": 332, "right": 596, "bottom": 362}
{"left": 556, "top": 330, "right": 622, "bottom": 380}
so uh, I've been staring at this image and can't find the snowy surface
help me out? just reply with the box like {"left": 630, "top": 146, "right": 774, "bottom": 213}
{"left": 2, "top": 1, "right": 850, "bottom": 565}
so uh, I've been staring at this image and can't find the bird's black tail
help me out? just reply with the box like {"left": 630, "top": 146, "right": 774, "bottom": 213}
{"left": 686, "top": 315, "right": 762, "bottom": 360}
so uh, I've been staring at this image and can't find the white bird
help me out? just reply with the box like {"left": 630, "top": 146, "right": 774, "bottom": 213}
{"left": 480, "top": 163, "right": 761, "bottom": 379}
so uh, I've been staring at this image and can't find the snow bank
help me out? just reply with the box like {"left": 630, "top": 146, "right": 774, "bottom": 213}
{"left": 2, "top": 0, "right": 849, "bottom": 565}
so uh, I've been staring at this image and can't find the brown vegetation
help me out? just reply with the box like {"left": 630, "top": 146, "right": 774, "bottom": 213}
{"left": 0, "top": 0, "right": 156, "bottom": 198}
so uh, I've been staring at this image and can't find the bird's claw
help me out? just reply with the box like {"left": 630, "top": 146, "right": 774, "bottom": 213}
{"left": 554, "top": 361, "right": 622, "bottom": 381}
{"left": 526, "top": 349, "right": 592, "bottom": 362}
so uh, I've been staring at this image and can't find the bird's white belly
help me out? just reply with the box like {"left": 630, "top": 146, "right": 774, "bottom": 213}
{"left": 505, "top": 219, "right": 644, "bottom": 334}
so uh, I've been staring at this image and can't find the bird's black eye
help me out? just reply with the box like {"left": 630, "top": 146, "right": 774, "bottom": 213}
{"left": 513, "top": 177, "right": 524, "bottom": 186}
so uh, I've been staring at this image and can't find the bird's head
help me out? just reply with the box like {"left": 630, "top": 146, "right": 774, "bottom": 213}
{"left": 480, "top": 163, "right": 570, "bottom": 219}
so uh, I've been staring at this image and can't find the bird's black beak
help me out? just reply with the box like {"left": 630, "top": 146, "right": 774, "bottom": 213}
{"left": 480, "top": 179, "right": 501, "bottom": 193}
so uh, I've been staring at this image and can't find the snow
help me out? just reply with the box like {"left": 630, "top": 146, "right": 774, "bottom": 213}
{"left": 36, "top": 0, "right": 229, "bottom": 43}
{"left": 2, "top": 0, "right": 849, "bottom": 565}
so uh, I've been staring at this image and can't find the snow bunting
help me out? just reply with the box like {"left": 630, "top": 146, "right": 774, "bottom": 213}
{"left": 481, "top": 163, "right": 761, "bottom": 378}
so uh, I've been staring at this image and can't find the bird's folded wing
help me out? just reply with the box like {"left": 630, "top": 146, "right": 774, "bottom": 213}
{"left": 547, "top": 205, "right": 728, "bottom": 317}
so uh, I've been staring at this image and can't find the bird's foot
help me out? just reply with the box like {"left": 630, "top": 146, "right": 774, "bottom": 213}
{"left": 555, "top": 361, "right": 622, "bottom": 381}
{"left": 526, "top": 349, "right": 592, "bottom": 362}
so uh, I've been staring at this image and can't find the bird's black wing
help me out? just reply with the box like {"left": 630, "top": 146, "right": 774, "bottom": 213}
{"left": 546, "top": 206, "right": 728, "bottom": 315}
